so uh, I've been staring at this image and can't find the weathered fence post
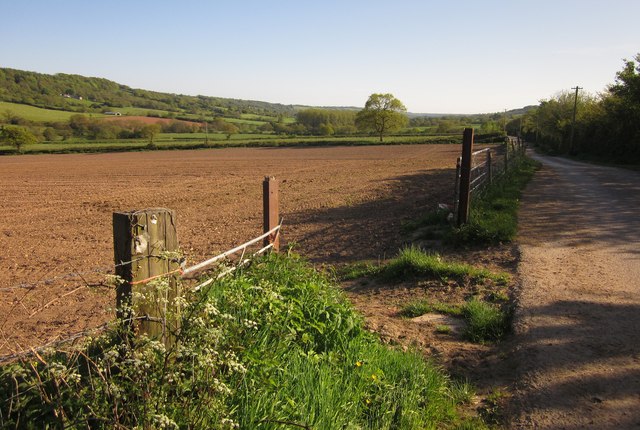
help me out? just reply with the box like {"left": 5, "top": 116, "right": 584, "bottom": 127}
{"left": 113, "top": 208, "right": 180, "bottom": 345}
{"left": 457, "top": 128, "right": 474, "bottom": 226}
{"left": 487, "top": 150, "right": 493, "bottom": 184}
{"left": 263, "top": 176, "right": 280, "bottom": 252}
{"left": 504, "top": 140, "right": 510, "bottom": 173}
{"left": 453, "top": 156, "right": 462, "bottom": 215}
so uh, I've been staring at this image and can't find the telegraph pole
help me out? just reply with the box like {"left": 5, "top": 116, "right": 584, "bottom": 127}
{"left": 569, "top": 86, "right": 582, "bottom": 154}
{"left": 503, "top": 109, "right": 507, "bottom": 133}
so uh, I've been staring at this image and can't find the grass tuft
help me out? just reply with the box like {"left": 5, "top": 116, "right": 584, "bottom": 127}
{"left": 399, "top": 299, "right": 463, "bottom": 318}
{"left": 380, "top": 246, "right": 508, "bottom": 285}
{"left": 462, "top": 299, "right": 511, "bottom": 343}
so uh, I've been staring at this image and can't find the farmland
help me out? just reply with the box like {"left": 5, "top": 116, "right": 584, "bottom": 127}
{"left": 0, "top": 144, "right": 460, "bottom": 354}
{"left": 0, "top": 101, "right": 107, "bottom": 122}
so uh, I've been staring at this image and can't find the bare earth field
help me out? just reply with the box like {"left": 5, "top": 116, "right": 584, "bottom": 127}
{"left": 0, "top": 145, "right": 459, "bottom": 355}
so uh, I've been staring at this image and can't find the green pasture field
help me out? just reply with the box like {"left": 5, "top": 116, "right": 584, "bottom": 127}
{"left": 116, "top": 107, "right": 175, "bottom": 117}
{"left": 225, "top": 117, "right": 269, "bottom": 126}
{"left": 157, "top": 132, "right": 278, "bottom": 140}
{"left": 0, "top": 134, "right": 465, "bottom": 155}
{"left": 0, "top": 101, "right": 106, "bottom": 122}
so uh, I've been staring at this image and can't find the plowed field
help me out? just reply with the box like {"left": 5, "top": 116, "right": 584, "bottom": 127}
{"left": 0, "top": 145, "right": 459, "bottom": 355}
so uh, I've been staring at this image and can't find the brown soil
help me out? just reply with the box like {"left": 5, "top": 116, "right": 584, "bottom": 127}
{"left": 0, "top": 145, "right": 458, "bottom": 355}
{"left": 509, "top": 154, "right": 640, "bottom": 429}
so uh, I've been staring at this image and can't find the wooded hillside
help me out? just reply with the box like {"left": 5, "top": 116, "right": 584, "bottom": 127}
{"left": 0, "top": 68, "right": 296, "bottom": 117}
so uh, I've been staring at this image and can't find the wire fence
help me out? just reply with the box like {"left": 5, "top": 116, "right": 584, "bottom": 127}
{"left": 0, "top": 221, "right": 282, "bottom": 365}
{"left": 453, "top": 136, "right": 526, "bottom": 216}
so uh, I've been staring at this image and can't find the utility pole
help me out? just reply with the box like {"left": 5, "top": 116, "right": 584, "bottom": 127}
{"left": 569, "top": 86, "right": 582, "bottom": 154}
{"left": 503, "top": 109, "right": 507, "bottom": 134}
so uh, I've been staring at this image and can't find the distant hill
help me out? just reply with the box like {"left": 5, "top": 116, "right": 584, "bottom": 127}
{"left": 0, "top": 67, "right": 297, "bottom": 118}
{"left": 0, "top": 67, "right": 535, "bottom": 122}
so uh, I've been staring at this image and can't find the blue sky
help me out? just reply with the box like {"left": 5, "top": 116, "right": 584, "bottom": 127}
{"left": 2, "top": 0, "right": 639, "bottom": 113}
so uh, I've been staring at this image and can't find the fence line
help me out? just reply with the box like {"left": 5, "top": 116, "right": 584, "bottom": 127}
{"left": 1, "top": 176, "right": 283, "bottom": 363}
{"left": 181, "top": 222, "right": 281, "bottom": 278}
{"left": 0, "top": 315, "right": 158, "bottom": 366}
{"left": 454, "top": 132, "right": 526, "bottom": 225}
{"left": 0, "top": 256, "right": 150, "bottom": 292}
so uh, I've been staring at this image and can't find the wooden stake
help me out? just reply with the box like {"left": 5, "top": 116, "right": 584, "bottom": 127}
{"left": 113, "top": 208, "right": 180, "bottom": 345}
{"left": 457, "top": 128, "right": 474, "bottom": 226}
{"left": 263, "top": 176, "right": 280, "bottom": 252}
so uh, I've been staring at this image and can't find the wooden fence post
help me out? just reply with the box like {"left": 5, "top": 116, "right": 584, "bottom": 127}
{"left": 504, "top": 140, "right": 510, "bottom": 173}
{"left": 457, "top": 128, "right": 474, "bottom": 226}
{"left": 263, "top": 176, "right": 280, "bottom": 252}
{"left": 453, "top": 156, "right": 462, "bottom": 215}
{"left": 487, "top": 150, "right": 493, "bottom": 184}
{"left": 113, "top": 208, "right": 180, "bottom": 345}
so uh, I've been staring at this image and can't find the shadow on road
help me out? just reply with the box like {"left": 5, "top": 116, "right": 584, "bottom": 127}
{"left": 522, "top": 155, "right": 640, "bottom": 253}
{"left": 513, "top": 299, "right": 640, "bottom": 429}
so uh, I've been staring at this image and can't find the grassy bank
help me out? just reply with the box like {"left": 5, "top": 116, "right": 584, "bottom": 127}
{"left": 0, "top": 253, "right": 479, "bottom": 429}
{"left": 404, "top": 156, "right": 541, "bottom": 246}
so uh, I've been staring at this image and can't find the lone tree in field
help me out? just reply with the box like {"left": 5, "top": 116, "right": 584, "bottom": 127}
{"left": 356, "top": 93, "right": 408, "bottom": 142}
{"left": 0, "top": 125, "right": 37, "bottom": 152}
{"left": 141, "top": 124, "right": 161, "bottom": 146}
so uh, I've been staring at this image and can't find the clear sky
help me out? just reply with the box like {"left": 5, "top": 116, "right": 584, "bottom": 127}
{"left": 1, "top": 0, "right": 639, "bottom": 114}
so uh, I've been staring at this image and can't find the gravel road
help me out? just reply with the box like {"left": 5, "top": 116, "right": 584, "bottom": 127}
{"left": 512, "top": 153, "right": 640, "bottom": 428}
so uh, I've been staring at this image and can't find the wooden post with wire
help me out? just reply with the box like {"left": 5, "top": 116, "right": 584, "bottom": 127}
{"left": 263, "top": 176, "right": 280, "bottom": 252}
{"left": 113, "top": 208, "right": 181, "bottom": 345}
{"left": 457, "top": 128, "right": 474, "bottom": 226}
{"left": 487, "top": 150, "right": 493, "bottom": 184}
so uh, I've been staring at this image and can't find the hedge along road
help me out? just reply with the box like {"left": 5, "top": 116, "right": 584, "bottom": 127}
{"left": 512, "top": 152, "right": 640, "bottom": 428}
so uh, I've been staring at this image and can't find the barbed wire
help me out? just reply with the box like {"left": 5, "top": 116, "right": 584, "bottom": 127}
{"left": 0, "top": 225, "right": 282, "bottom": 364}
{"left": 0, "top": 256, "right": 149, "bottom": 292}
{"left": 0, "top": 315, "right": 157, "bottom": 366}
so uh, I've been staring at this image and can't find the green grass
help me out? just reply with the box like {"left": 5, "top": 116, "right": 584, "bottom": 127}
{"left": 0, "top": 253, "right": 481, "bottom": 429}
{"left": 0, "top": 134, "right": 466, "bottom": 155}
{"left": 398, "top": 296, "right": 511, "bottom": 343}
{"left": 462, "top": 299, "right": 511, "bottom": 343}
{"left": 379, "top": 246, "right": 508, "bottom": 285}
{"left": 450, "top": 157, "right": 541, "bottom": 245}
{"left": 399, "top": 299, "right": 464, "bottom": 318}
{"left": 402, "top": 155, "right": 540, "bottom": 247}
{"left": 0, "top": 101, "right": 106, "bottom": 122}
{"left": 225, "top": 116, "right": 269, "bottom": 126}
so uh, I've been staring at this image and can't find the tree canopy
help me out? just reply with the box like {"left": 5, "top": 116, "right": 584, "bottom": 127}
{"left": 520, "top": 53, "right": 640, "bottom": 163}
{"left": 355, "top": 93, "right": 408, "bottom": 141}
{"left": 0, "top": 125, "right": 37, "bottom": 152}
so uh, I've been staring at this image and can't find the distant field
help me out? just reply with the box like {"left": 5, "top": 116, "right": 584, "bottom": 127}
{"left": 0, "top": 101, "right": 106, "bottom": 122}
{"left": 116, "top": 107, "right": 175, "bottom": 117}
{"left": 225, "top": 117, "right": 269, "bottom": 126}
{"left": 102, "top": 115, "right": 200, "bottom": 125}
{"left": 0, "top": 134, "right": 465, "bottom": 154}
{"left": 159, "top": 132, "right": 277, "bottom": 140}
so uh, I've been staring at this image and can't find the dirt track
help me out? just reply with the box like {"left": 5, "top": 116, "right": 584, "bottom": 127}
{"left": 0, "top": 145, "right": 459, "bottom": 355}
{"left": 512, "top": 154, "right": 640, "bottom": 428}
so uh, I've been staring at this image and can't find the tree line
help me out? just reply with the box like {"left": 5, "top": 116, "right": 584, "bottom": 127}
{"left": 518, "top": 54, "right": 640, "bottom": 163}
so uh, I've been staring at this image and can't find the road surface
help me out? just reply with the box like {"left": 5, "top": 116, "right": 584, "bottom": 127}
{"left": 512, "top": 153, "right": 640, "bottom": 429}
